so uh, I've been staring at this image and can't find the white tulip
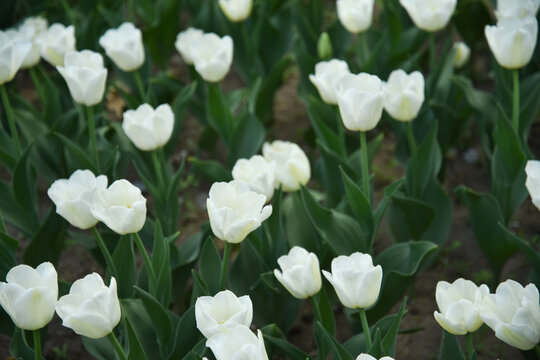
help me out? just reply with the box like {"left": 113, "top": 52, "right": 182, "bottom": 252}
{"left": 485, "top": 15, "right": 538, "bottom": 69}
{"left": 0, "top": 262, "right": 58, "bottom": 330}
{"left": 383, "top": 69, "right": 425, "bottom": 122}
{"left": 309, "top": 59, "right": 351, "bottom": 105}
{"left": 433, "top": 278, "right": 489, "bottom": 335}
{"left": 36, "top": 23, "right": 75, "bottom": 66}
{"left": 399, "top": 0, "right": 457, "bottom": 32}
{"left": 337, "top": 0, "right": 375, "bottom": 34}
{"left": 525, "top": 160, "right": 540, "bottom": 211}
{"left": 480, "top": 280, "right": 540, "bottom": 350}
{"left": 206, "top": 326, "right": 269, "bottom": 360}
{"left": 219, "top": 0, "right": 253, "bottom": 22}
{"left": 322, "top": 252, "right": 383, "bottom": 309}
{"left": 206, "top": 180, "right": 272, "bottom": 244}
{"left": 195, "top": 290, "right": 253, "bottom": 338}
{"left": 175, "top": 27, "right": 204, "bottom": 65}
{"left": 496, "top": 0, "right": 540, "bottom": 19}
{"left": 274, "top": 246, "right": 322, "bottom": 299}
{"left": 14, "top": 17, "right": 48, "bottom": 69}
{"left": 356, "top": 355, "right": 395, "bottom": 360}
{"left": 262, "top": 140, "right": 311, "bottom": 192}
{"left": 48, "top": 169, "right": 108, "bottom": 229}
{"left": 99, "top": 22, "right": 145, "bottom": 72}
{"left": 189, "top": 33, "right": 233, "bottom": 83}
{"left": 453, "top": 42, "right": 471, "bottom": 69}
{"left": 336, "top": 73, "right": 384, "bottom": 132}
{"left": 57, "top": 50, "right": 108, "bottom": 106}
{"left": 232, "top": 155, "right": 276, "bottom": 201}
{"left": 56, "top": 273, "right": 121, "bottom": 339}
{"left": 122, "top": 103, "right": 174, "bottom": 151}
{"left": 0, "top": 31, "right": 32, "bottom": 85}
{"left": 91, "top": 179, "right": 147, "bottom": 235}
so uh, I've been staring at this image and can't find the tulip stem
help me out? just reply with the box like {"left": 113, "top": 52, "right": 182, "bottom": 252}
{"left": 92, "top": 227, "right": 118, "bottom": 280}
{"left": 133, "top": 232, "right": 157, "bottom": 287}
{"left": 360, "top": 131, "right": 371, "bottom": 206}
{"left": 133, "top": 70, "right": 146, "bottom": 103}
{"left": 512, "top": 69, "right": 520, "bottom": 134}
{"left": 1, "top": 85, "right": 21, "bottom": 157}
{"left": 465, "top": 333, "right": 475, "bottom": 360}
{"left": 310, "top": 295, "right": 322, "bottom": 324}
{"left": 108, "top": 332, "right": 128, "bottom": 360}
{"left": 358, "top": 308, "right": 372, "bottom": 350}
{"left": 429, "top": 34, "right": 436, "bottom": 74}
{"left": 87, "top": 106, "right": 99, "bottom": 172}
{"left": 220, "top": 242, "right": 232, "bottom": 290}
{"left": 359, "top": 32, "right": 370, "bottom": 70}
{"left": 29, "top": 68, "right": 46, "bottom": 110}
{"left": 33, "top": 330, "right": 41, "bottom": 360}
{"left": 406, "top": 122, "right": 417, "bottom": 156}
{"left": 152, "top": 150, "right": 165, "bottom": 194}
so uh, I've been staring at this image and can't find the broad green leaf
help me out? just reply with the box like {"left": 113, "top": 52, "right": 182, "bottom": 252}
{"left": 9, "top": 328, "right": 36, "bottom": 360}
{"left": 206, "top": 82, "right": 234, "bottom": 143}
{"left": 112, "top": 235, "right": 136, "bottom": 299}
{"left": 373, "top": 179, "right": 404, "bottom": 233}
{"left": 314, "top": 321, "right": 355, "bottom": 360}
{"left": 134, "top": 286, "right": 172, "bottom": 347}
{"left": 387, "top": 195, "right": 435, "bottom": 242}
{"left": 167, "top": 307, "right": 200, "bottom": 360}
{"left": 498, "top": 223, "right": 540, "bottom": 274}
{"left": 405, "top": 123, "right": 441, "bottom": 197}
{"left": 227, "top": 114, "right": 266, "bottom": 166}
{"left": 126, "top": 319, "right": 148, "bottom": 360}
{"left": 261, "top": 324, "right": 313, "bottom": 360}
{"left": 23, "top": 210, "right": 67, "bottom": 267}
{"left": 283, "top": 190, "right": 320, "bottom": 252}
{"left": 0, "top": 232, "right": 17, "bottom": 279}
{"left": 54, "top": 133, "right": 97, "bottom": 173}
{"left": 81, "top": 336, "right": 116, "bottom": 360}
{"left": 341, "top": 168, "right": 374, "bottom": 245}
{"left": 317, "top": 285, "right": 336, "bottom": 336}
{"left": 12, "top": 144, "right": 37, "bottom": 212}
{"left": 189, "top": 157, "right": 232, "bottom": 183}
{"left": 381, "top": 298, "right": 407, "bottom": 356}
{"left": 121, "top": 299, "right": 161, "bottom": 358}
{"left": 198, "top": 237, "right": 222, "bottom": 295}
{"left": 151, "top": 221, "right": 172, "bottom": 306}
{"left": 439, "top": 331, "right": 466, "bottom": 360}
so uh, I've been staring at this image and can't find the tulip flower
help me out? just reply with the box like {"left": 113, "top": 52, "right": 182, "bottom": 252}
{"left": 232, "top": 155, "right": 276, "bottom": 201}
{"left": 13, "top": 17, "right": 47, "bottom": 69}
{"left": 189, "top": 32, "right": 233, "bottom": 83}
{"left": 36, "top": 23, "right": 75, "bottom": 66}
{"left": 48, "top": 169, "right": 108, "bottom": 229}
{"left": 0, "top": 262, "right": 58, "bottom": 330}
{"left": 336, "top": 0, "right": 375, "bottom": 34}
{"left": 195, "top": 290, "right": 253, "bottom": 338}
{"left": 453, "top": 42, "right": 471, "bottom": 69}
{"left": 99, "top": 22, "right": 145, "bottom": 72}
{"left": 309, "top": 59, "right": 351, "bottom": 105}
{"left": 91, "top": 179, "right": 147, "bottom": 235}
{"left": 274, "top": 246, "right": 322, "bottom": 299}
{"left": 206, "top": 180, "right": 272, "bottom": 244}
{"left": 383, "top": 69, "right": 425, "bottom": 122}
{"left": 399, "top": 0, "right": 457, "bottom": 32}
{"left": 175, "top": 27, "right": 204, "bottom": 65}
{"left": 480, "top": 280, "right": 540, "bottom": 350}
{"left": 262, "top": 140, "right": 311, "bottom": 192}
{"left": 433, "top": 278, "right": 489, "bottom": 335}
{"left": 485, "top": 15, "right": 538, "bottom": 70}
{"left": 525, "top": 160, "right": 540, "bottom": 211}
{"left": 206, "top": 326, "right": 269, "bottom": 360}
{"left": 122, "top": 103, "right": 174, "bottom": 151}
{"left": 496, "top": 0, "right": 540, "bottom": 19}
{"left": 356, "top": 355, "right": 395, "bottom": 360}
{"left": 56, "top": 273, "right": 121, "bottom": 339}
{"left": 0, "top": 31, "right": 32, "bottom": 85}
{"left": 219, "top": 0, "right": 253, "bottom": 23}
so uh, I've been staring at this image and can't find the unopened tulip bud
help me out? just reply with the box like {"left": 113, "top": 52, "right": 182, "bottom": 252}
{"left": 453, "top": 42, "right": 471, "bottom": 68}
{"left": 219, "top": 0, "right": 253, "bottom": 22}
{"left": 383, "top": 69, "right": 425, "bottom": 122}
{"left": 399, "top": 0, "right": 457, "bottom": 32}
{"left": 99, "top": 22, "right": 145, "bottom": 72}
{"left": 122, "top": 103, "right": 174, "bottom": 151}
{"left": 317, "top": 32, "right": 333, "bottom": 60}
{"left": 274, "top": 246, "right": 322, "bottom": 299}
{"left": 337, "top": 0, "right": 375, "bottom": 34}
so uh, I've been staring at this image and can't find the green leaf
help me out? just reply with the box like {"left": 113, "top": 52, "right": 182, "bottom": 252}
{"left": 0, "top": 181, "right": 38, "bottom": 235}
{"left": 134, "top": 286, "right": 172, "bottom": 347}
{"left": 316, "top": 285, "right": 336, "bottom": 336}
{"left": 405, "top": 123, "right": 441, "bottom": 197}
{"left": 227, "top": 114, "right": 266, "bottom": 166}
{"left": 126, "top": 319, "right": 148, "bottom": 360}
{"left": 198, "top": 237, "right": 222, "bottom": 295}
{"left": 314, "top": 321, "right": 355, "bottom": 360}
{"left": 373, "top": 179, "right": 404, "bottom": 233}
{"left": 54, "top": 133, "right": 97, "bottom": 173}
{"left": 81, "top": 336, "right": 115, "bottom": 360}
{"left": 261, "top": 324, "right": 313, "bottom": 360}
{"left": 151, "top": 221, "right": 172, "bottom": 306}
{"left": 498, "top": 223, "right": 540, "bottom": 274}
{"left": 283, "top": 191, "right": 319, "bottom": 252}
{"left": 12, "top": 144, "right": 37, "bottom": 212}
{"left": 0, "top": 232, "right": 17, "bottom": 279}
{"left": 439, "top": 331, "right": 466, "bottom": 360}
{"left": 9, "top": 328, "right": 36, "bottom": 360}
{"left": 387, "top": 195, "right": 435, "bottom": 242}
{"left": 121, "top": 299, "right": 161, "bottom": 358}
{"left": 207, "top": 82, "right": 234, "bottom": 143}
{"left": 381, "top": 298, "right": 407, "bottom": 356}
{"left": 23, "top": 210, "right": 67, "bottom": 267}
{"left": 167, "top": 306, "right": 200, "bottom": 360}
{"left": 112, "top": 235, "right": 136, "bottom": 299}
{"left": 189, "top": 157, "right": 232, "bottom": 183}
{"left": 341, "top": 168, "right": 374, "bottom": 244}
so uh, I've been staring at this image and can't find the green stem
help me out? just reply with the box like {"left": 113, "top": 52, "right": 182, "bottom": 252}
{"left": 429, "top": 33, "right": 436, "bottom": 74}
{"left": 406, "top": 122, "right": 417, "bottom": 156}
{"left": 359, "top": 32, "right": 369, "bottom": 70}
{"left": 1, "top": 85, "right": 21, "bottom": 157}
{"left": 152, "top": 150, "right": 165, "bottom": 193}
{"left": 133, "top": 232, "right": 156, "bottom": 285}
{"left": 87, "top": 106, "right": 99, "bottom": 172}
{"left": 219, "top": 242, "right": 232, "bottom": 290}
{"left": 360, "top": 131, "right": 372, "bottom": 206}
{"left": 358, "top": 308, "right": 372, "bottom": 350}
{"left": 310, "top": 295, "right": 322, "bottom": 323}
{"left": 133, "top": 70, "right": 146, "bottom": 103}
{"left": 512, "top": 69, "right": 520, "bottom": 134}
{"left": 59, "top": 0, "right": 77, "bottom": 26}
{"left": 29, "top": 68, "right": 45, "bottom": 107}
{"left": 92, "top": 227, "right": 118, "bottom": 280}
{"left": 107, "top": 332, "right": 128, "bottom": 360}
{"left": 465, "top": 333, "right": 475, "bottom": 360}
{"left": 33, "top": 330, "right": 41, "bottom": 360}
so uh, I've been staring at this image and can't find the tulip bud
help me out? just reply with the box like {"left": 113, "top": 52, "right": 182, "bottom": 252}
{"left": 36, "top": 23, "right": 76, "bottom": 66}
{"left": 525, "top": 160, "right": 540, "bottom": 211}
{"left": 48, "top": 169, "right": 108, "bottom": 229}
{"left": 206, "top": 326, "right": 269, "bottom": 360}
{"left": 219, "top": 0, "right": 253, "bottom": 23}
{"left": 322, "top": 252, "right": 382, "bottom": 309}
{"left": 189, "top": 33, "right": 233, "bottom": 83}
{"left": 336, "top": 73, "right": 384, "bottom": 132}
{"left": 0, "top": 31, "right": 32, "bottom": 85}
{"left": 57, "top": 50, "right": 108, "bottom": 106}
{"left": 480, "top": 280, "right": 540, "bottom": 350}
{"left": 175, "top": 27, "right": 204, "bottom": 65}
{"left": 309, "top": 59, "right": 351, "bottom": 105}
{"left": 91, "top": 179, "right": 147, "bottom": 235}
{"left": 206, "top": 180, "right": 272, "bottom": 244}
{"left": 99, "top": 22, "right": 145, "bottom": 72}
{"left": 122, "top": 103, "right": 174, "bottom": 151}
{"left": 337, "top": 0, "right": 375, "bottom": 34}
{"left": 0, "top": 262, "right": 58, "bottom": 330}
{"left": 383, "top": 69, "right": 425, "bottom": 122}
{"left": 485, "top": 15, "right": 538, "bottom": 69}
{"left": 433, "top": 278, "right": 489, "bottom": 335}
{"left": 274, "top": 247, "right": 322, "bottom": 299}
{"left": 232, "top": 155, "right": 276, "bottom": 201}
{"left": 356, "top": 355, "right": 395, "bottom": 360}
{"left": 56, "top": 273, "right": 121, "bottom": 339}
{"left": 496, "top": 0, "right": 540, "bottom": 20}
{"left": 195, "top": 290, "right": 253, "bottom": 338}
{"left": 317, "top": 32, "right": 333, "bottom": 60}
{"left": 262, "top": 140, "right": 311, "bottom": 192}
{"left": 399, "top": 0, "right": 457, "bottom": 32}
{"left": 453, "top": 42, "right": 471, "bottom": 69}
